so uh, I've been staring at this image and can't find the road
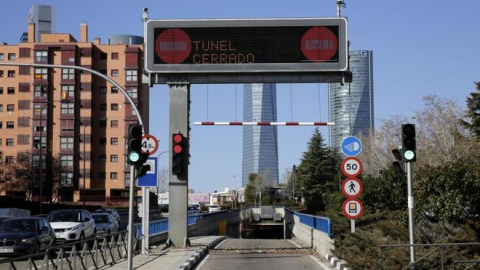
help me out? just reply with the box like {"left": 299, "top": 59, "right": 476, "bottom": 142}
{"left": 196, "top": 239, "right": 333, "bottom": 270}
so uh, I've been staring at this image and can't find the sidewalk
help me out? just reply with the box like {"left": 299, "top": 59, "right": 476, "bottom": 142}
{"left": 103, "top": 236, "right": 226, "bottom": 270}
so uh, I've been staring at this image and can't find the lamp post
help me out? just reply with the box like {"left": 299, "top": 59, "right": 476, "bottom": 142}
{"left": 82, "top": 118, "right": 106, "bottom": 206}
{"left": 37, "top": 102, "right": 48, "bottom": 215}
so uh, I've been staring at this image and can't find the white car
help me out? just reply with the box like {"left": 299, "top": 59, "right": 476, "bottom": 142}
{"left": 47, "top": 210, "right": 96, "bottom": 245}
{"left": 209, "top": 205, "right": 221, "bottom": 213}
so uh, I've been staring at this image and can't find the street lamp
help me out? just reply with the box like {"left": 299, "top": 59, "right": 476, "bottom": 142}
{"left": 36, "top": 102, "right": 48, "bottom": 215}
{"left": 82, "top": 118, "right": 107, "bottom": 206}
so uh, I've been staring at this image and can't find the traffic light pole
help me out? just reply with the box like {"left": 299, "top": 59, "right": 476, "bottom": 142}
{"left": 407, "top": 162, "right": 416, "bottom": 269}
{"left": 168, "top": 82, "right": 190, "bottom": 247}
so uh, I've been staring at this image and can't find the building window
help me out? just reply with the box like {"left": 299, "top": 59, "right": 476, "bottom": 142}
{"left": 18, "top": 117, "right": 29, "bottom": 126}
{"left": 100, "top": 86, "right": 107, "bottom": 94}
{"left": 111, "top": 103, "right": 119, "bottom": 111}
{"left": 34, "top": 85, "right": 47, "bottom": 97}
{"left": 7, "top": 70, "right": 15, "bottom": 77}
{"left": 33, "top": 136, "right": 46, "bottom": 149}
{"left": 34, "top": 104, "right": 47, "bottom": 115}
{"left": 61, "top": 102, "right": 74, "bottom": 115}
{"left": 0, "top": 121, "right": 2, "bottom": 128}
{"left": 99, "top": 137, "right": 107, "bottom": 145}
{"left": 110, "top": 155, "right": 118, "bottom": 162}
{"left": 8, "top": 53, "right": 15, "bottom": 60}
{"left": 111, "top": 69, "right": 119, "bottom": 77}
{"left": 18, "top": 100, "right": 30, "bottom": 110}
{"left": 7, "top": 87, "right": 14, "bottom": 95}
{"left": 126, "top": 70, "right": 138, "bottom": 82}
{"left": 33, "top": 125, "right": 46, "bottom": 132}
{"left": 111, "top": 52, "right": 119, "bottom": 60}
{"left": 110, "top": 120, "right": 118, "bottom": 128}
{"left": 60, "top": 172, "right": 73, "bottom": 186}
{"left": 110, "top": 172, "right": 118, "bottom": 180}
{"left": 6, "top": 156, "right": 14, "bottom": 164}
{"left": 111, "top": 86, "right": 118, "bottom": 94}
{"left": 60, "top": 120, "right": 74, "bottom": 132}
{"left": 98, "top": 172, "right": 106, "bottom": 180}
{"left": 99, "top": 155, "right": 106, "bottom": 162}
{"left": 100, "top": 103, "right": 107, "bottom": 111}
{"left": 0, "top": 105, "right": 2, "bottom": 112}
{"left": 110, "top": 137, "right": 118, "bottom": 145}
{"left": 6, "top": 121, "right": 14, "bottom": 129}
{"left": 0, "top": 87, "right": 3, "bottom": 94}
{"left": 0, "top": 71, "right": 3, "bottom": 78}
{"left": 35, "top": 51, "right": 48, "bottom": 63}
{"left": 61, "top": 68, "right": 75, "bottom": 80}
{"left": 126, "top": 87, "right": 138, "bottom": 98}
{"left": 0, "top": 139, "right": 2, "bottom": 146}
{"left": 34, "top": 68, "right": 48, "bottom": 79}
{"left": 61, "top": 85, "right": 74, "bottom": 99}
{"left": 125, "top": 172, "right": 131, "bottom": 186}
{"left": 17, "top": 134, "right": 29, "bottom": 145}
{"left": 60, "top": 137, "right": 74, "bottom": 149}
{"left": 60, "top": 155, "right": 74, "bottom": 167}
{"left": 0, "top": 53, "right": 3, "bottom": 60}
{"left": 6, "top": 138, "right": 14, "bottom": 146}
{"left": 7, "top": 104, "right": 14, "bottom": 112}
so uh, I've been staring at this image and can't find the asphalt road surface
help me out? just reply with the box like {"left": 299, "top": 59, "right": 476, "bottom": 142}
{"left": 196, "top": 239, "right": 332, "bottom": 270}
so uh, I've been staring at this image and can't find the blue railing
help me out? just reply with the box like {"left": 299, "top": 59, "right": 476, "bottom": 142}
{"left": 135, "top": 215, "right": 203, "bottom": 237}
{"left": 293, "top": 212, "right": 332, "bottom": 238}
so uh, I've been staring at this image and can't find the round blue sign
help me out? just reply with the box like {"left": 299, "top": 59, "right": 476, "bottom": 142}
{"left": 341, "top": 136, "right": 362, "bottom": 157}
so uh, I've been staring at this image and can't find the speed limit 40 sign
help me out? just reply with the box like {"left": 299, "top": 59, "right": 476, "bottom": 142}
{"left": 341, "top": 157, "right": 363, "bottom": 177}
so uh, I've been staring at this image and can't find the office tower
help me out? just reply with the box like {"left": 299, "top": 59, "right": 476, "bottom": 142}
{"left": 242, "top": 84, "right": 279, "bottom": 187}
{"left": 28, "top": 4, "right": 56, "bottom": 42}
{"left": 328, "top": 50, "right": 374, "bottom": 152}
{"left": 0, "top": 22, "right": 149, "bottom": 206}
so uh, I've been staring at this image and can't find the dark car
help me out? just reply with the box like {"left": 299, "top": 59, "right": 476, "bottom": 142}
{"left": 91, "top": 213, "right": 119, "bottom": 236}
{"left": 187, "top": 206, "right": 200, "bottom": 216}
{"left": 0, "top": 217, "right": 56, "bottom": 256}
{"left": 94, "top": 208, "right": 121, "bottom": 224}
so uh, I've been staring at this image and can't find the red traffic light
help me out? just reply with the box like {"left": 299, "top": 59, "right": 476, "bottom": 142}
{"left": 173, "top": 134, "right": 183, "bottom": 143}
{"left": 173, "top": 144, "right": 182, "bottom": 154}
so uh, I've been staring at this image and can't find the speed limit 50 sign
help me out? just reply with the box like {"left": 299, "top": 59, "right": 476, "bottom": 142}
{"left": 341, "top": 157, "right": 363, "bottom": 177}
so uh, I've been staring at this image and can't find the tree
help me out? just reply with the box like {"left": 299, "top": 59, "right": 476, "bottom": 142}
{"left": 461, "top": 82, "right": 480, "bottom": 140}
{"left": 244, "top": 173, "right": 260, "bottom": 205}
{"left": 296, "top": 128, "right": 340, "bottom": 212}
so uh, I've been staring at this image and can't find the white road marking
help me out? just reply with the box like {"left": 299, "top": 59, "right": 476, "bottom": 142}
{"left": 287, "top": 239, "right": 302, "bottom": 248}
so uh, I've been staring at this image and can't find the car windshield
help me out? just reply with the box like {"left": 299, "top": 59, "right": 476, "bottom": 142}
{"left": 49, "top": 211, "right": 81, "bottom": 222}
{"left": 1, "top": 220, "right": 36, "bottom": 232}
{"left": 93, "top": 215, "right": 109, "bottom": 224}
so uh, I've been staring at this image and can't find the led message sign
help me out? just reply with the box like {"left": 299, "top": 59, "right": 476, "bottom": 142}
{"left": 145, "top": 18, "right": 348, "bottom": 74}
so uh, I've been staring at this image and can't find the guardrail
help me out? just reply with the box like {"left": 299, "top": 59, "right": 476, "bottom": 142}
{"left": 0, "top": 229, "right": 141, "bottom": 270}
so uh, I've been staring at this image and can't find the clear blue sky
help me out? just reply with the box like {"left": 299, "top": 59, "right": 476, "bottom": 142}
{"left": 1, "top": 1, "right": 479, "bottom": 193}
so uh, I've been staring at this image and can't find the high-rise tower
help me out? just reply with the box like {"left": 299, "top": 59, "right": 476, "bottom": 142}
{"left": 329, "top": 50, "right": 374, "bottom": 152}
{"left": 242, "top": 84, "right": 279, "bottom": 187}
{"left": 28, "top": 4, "right": 56, "bottom": 42}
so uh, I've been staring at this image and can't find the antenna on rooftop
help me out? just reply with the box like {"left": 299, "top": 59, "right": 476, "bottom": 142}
{"left": 336, "top": 0, "right": 346, "bottom": 17}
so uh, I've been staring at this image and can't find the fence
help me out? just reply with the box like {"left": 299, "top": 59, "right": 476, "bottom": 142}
{"left": 379, "top": 242, "right": 480, "bottom": 270}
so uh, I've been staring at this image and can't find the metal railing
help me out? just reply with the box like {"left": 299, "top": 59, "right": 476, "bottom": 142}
{"left": 378, "top": 242, "right": 480, "bottom": 270}
{"left": 0, "top": 228, "right": 142, "bottom": 270}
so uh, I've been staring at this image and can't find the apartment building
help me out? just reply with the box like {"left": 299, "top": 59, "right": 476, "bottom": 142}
{"left": 0, "top": 22, "right": 149, "bottom": 206}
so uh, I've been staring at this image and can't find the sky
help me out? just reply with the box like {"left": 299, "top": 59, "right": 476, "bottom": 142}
{"left": 1, "top": 0, "right": 480, "bottom": 193}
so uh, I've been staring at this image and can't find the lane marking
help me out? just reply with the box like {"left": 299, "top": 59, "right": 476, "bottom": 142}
{"left": 287, "top": 239, "right": 302, "bottom": 248}
{"left": 196, "top": 254, "right": 210, "bottom": 269}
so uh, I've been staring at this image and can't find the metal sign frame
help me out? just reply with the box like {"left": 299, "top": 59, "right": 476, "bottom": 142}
{"left": 145, "top": 17, "right": 349, "bottom": 84}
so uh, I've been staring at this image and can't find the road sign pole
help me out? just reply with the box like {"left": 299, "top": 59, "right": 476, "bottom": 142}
{"left": 407, "top": 162, "right": 415, "bottom": 269}
{"left": 142, "top": 187, "right": 150, "bottom": 254}
{"left": 351, "top": 219, "right": 355, "bottom": 233}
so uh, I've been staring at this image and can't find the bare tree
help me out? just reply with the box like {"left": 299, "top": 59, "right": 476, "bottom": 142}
{"left": 358, "top": 95, "right": 475, "bottom": 175}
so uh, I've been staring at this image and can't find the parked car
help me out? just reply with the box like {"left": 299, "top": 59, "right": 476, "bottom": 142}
{"left": 47, "top": 209, "right": 95, "bottom": 245}
{"left": 209, "top": 205, "right": 221, "bottom": 213}
{"left": 95, "top": 208, "right": 121, "bottom": 224}
{"left": 187, "top": 206, "right": 200, "bottom": 216}
{"left": 0, "top": 217, "right": 56, "bottom": 256}
{"left": 91, "top": 213, "right": 119, "bottom": 236}
{"left": 160, "top": 204, "right": 169, "bottom": 212}
{"left": 190, "top": 204, "right": 201, "bottom": 212}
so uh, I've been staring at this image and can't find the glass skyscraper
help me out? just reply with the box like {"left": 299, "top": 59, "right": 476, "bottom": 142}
{"left": 329, "top": 50, "right": 374, "bottom": 152}
{"left": 28, "top": 4, "right": 56, "bottom": 42}
{"left": 242, "top": 84, "right": 279, "bottom": 187}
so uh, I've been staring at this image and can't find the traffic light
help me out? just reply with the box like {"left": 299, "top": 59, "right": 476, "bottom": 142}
{"left": 136, "top": 153, "right": 150, "bottom": 177}
{"left": 392, "top": 148, "right": 406, "bottom": 173}
{"left": 127, "top": 124, "right": 143, "bottom": 165}
{"left": 401, "top": 124, "right": 416, "bottom": 162}
{"left": 172, "top": 132, "right": 187, "bottom": 177}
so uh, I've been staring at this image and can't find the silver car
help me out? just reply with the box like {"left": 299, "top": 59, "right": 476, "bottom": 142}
{"left": 91, "top": 213, "right": 119, "bottom": 236}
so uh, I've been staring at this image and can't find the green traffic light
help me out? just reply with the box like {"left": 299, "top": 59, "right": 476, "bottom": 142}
{"left": 128, "top": 152, "right": 141, "bottom": 163}
{"left": 403, "top": 150, "right": 415, "bottom": 161}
